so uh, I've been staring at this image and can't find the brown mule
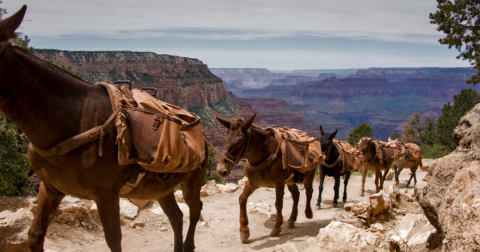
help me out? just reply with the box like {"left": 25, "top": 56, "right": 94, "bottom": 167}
{"left": 356, "top": 137, "right": 393, "bottom": 196}
{"left": 0, "top": 6, "right": 207, "bottom": 252}
{"left": 391, "top": 142, "right": 423, "bottom": 188}
{"left": 215, "top": 114, "right": 316, "bottom": 243}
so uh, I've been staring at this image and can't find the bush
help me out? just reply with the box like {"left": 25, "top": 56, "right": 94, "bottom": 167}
{"left": 0, "top": 113, "right": 34, "bottom": 196}
{"left": 351, "top": 169, "right": 375, "bottom": 178}
{"left": 421, "top": 144, "right": 452, "bottom": 159}
{"left": 203, "top": 147, "right": 224, "bottom": 185}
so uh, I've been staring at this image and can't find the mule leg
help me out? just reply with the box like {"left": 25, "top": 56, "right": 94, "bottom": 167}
{"left": 393, "top": 165, "right": 401, "bottom": 185}
{"left": 239, "top": 180, "right": 257, "bottom": 243}
{"left": 407, "top": 165, "right": 418, "bottom": 188}
{"left": 158, "top": 192, "right": 184, "bottom": 252}
{"left": 374, "top": 169, "right": 382, "bottom": 193}
{"left": 270, "top": 183, "right": 285, "bottom": 237}
{"left": 286, "top": 184, "right": 299, "bottom": 229}
{"left": 316, "top": 170, "right": 326, "bottom": 209}
{"left": 332, "top": 175, "right": 340, "bottom": 208}
{"left": 95, "top": 194, "right": 122, "bottom": 252}
{"left": 28, "top": 183, "right": 65, "bottom": 252}
{"left": 303, "top": 170, "right": 315, "bottom": 219}
{"left": 360, "top": 166, "right": 367, "bottom": 196}
{"left": 342, "top": 172, "right": 351, "bottom": 203}
{"left": 182, "top": 165, "right": 206, "bottom": 252}
{"left": 380, "top": 166, "right": 389, "bottom": 190}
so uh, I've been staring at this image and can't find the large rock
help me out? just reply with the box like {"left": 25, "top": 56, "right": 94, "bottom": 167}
{"left": 237, "top": 177, "right": 248, "bottom": 189}
{"left": 303, "top": 221, "right": 389, "bottom": 252}
{"left": 119, "top": 199, "right": 139, "bottom": 219}
{"left": 387, "top": 214, "right": 436, "bottom": 251}
{"left": 415, "top": 103, "right": 480, "bottom": 251}
{"left": 216, "top": 183, "right": 240, "bottom": 193}
{"left": 201, "top": 181, "right": 220, "bottom": 196}
{"left": 0, "top": 208, "right": 33, "bottom": 251}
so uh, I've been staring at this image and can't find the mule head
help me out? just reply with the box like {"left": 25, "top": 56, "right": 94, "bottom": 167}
{"left": 215, "top": 113, "right": 256, "bottom": 177}
{"left": 0, "top": 5, "right": 27, "bottom": 44}
{"left": 319, "top": 125, "right": 337, "bottom": 153}
{"left": 356, "top": 137, "right": 374, "bottom": 153}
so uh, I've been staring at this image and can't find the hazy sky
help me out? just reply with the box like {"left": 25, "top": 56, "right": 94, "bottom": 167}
{"left": 2, "top": 0, "right": 472, "bottom": 70}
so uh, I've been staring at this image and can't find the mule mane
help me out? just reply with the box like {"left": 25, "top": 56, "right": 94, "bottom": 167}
{"left": 12, "top": 46, "right": 89, "bottom": 83}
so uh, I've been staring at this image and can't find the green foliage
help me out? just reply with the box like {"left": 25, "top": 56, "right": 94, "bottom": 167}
{"left": 436, "top": 88, "right": 480, "bottom": 149}
{"left": 12, "top": 35, "right": 34, "bottom": 54}
{"left": 390, "top": 131, "right": 401, "bottom": 141}
{"left": 421, "top": 144, "right": 452, "bottom": 159}
{"left": 203, "top": 147, "right": 224, "bottom": 185}
{"left": 348, "top": 123, "right": 373, "bottom": 146}
{"left": 420, "top": 121, "right": 436, "bottom": 146}
{"left": 430, "top": 0, "right": 480, "bottom": 84}
{"left": 45, "top": 60, "right": 81, "bottom": 77}
{"left": 0, "top": 113, "right": 33, "bottom": 196}
{"left": 0, "top": 1, "right": 6, "bottom": 20}
{"left": 351, "top": 169, "right": 374, "bottom": 178}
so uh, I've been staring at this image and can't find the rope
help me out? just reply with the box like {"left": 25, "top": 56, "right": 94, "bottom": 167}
{"left": 202, "top": 132, "right": 237, "bottom": 165}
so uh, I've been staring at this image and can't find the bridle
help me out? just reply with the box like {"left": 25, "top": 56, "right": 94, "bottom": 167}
{"left": 222, "top": 129, "right": 250, "bottom": 165}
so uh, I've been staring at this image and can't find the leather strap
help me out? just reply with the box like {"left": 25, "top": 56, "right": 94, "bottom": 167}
{"left": 321, "top": 141, "right": 342, "bottom": 168}
{"left": 32, "top": 105, "right": 123, "bottom": 159}
{"left": 119, "top": 166, "right": 147, "bottom": 196}
{"left": 247, "top": 130, "right": 281, "bottom": 170}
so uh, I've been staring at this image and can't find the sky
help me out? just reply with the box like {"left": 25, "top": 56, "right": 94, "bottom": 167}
{"left": 2, "top": 0, "right": 473, "bottom": 70}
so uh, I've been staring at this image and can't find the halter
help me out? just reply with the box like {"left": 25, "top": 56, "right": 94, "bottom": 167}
{"left": 321, "top": 141, "right": 342, "bottom": 168}
{"left": 221, "top": 129, "right": 251, "bottom": 165}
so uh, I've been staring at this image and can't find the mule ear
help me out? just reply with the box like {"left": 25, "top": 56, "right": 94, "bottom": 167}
{"left": 319, "top": 125, "right": 326, "bottom": 136}
{"left": 242, "top": 113, "right": 256, "bottom": 130}
{"left": 216, "top": 117, "right": 231, "bottom": 129}
{"left": 0, "top": 5, "right": 27, "bottom": 42}
{"left": 329, "top": 129, "right": 338, "bottom": 139}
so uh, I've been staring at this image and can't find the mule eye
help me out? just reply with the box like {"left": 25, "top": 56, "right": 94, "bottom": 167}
{"left": 236, "top": 141, "right": 242, "bottom": 145}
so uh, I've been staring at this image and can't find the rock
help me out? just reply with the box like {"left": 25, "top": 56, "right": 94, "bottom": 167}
{"left": 384, "top": 184, "right": 400, "bottom": 206}
{"left": 344, "top": 203, "right": 354, "bottom": 211}
{"left": 415, "top": 105, "right": 480, "bottom": 251}
{"left": 90, "top": 204, "right": 99, "bottom": 218}
{"left": 370, "top": 191, "right": 392, "bottom": 216}
{"left": 200, "top": 221, "right": 208, "bottom": 227}
{"left": 237, "top": 177, "right": 248, "bottom": 188}
{"left": 57, "top": 196, "right": 90, "bottom": 215}
{"left": 351, "top": 196, "right": 372, "bottom": 218}
{"left": 387, "top": 214, "right": 436, "bottom": 251}
{"left": 247, "top": 202, "right": 276, "bottom": 219}
{"left": 174, "top": 191, "right": 185, "bottom": 203}
{"left": 216, "top": 183, "right": 239, "bottom": 193}
{"left": 259, "top": 242, "right": 299, "bottom": 252}
{"left": 201, "top": 181, "right": 220, "bottom": 196}
{"left": 385, "top": 170, "right": 395, "bottom": 180}
{"left": 303, "top": 221, "right": 389, "bottom": 252}
{"left": 334, "top": 212, "right": 363, "bottom": 228}
{"left": 120, "top": 199, "right": 139, "bottom": 219}
{"left": 368, "top": 223, "right": 385, "bottom": 233}
{"left": 129, "top": 199, "right": 151, "bottom": 209}
{"left": 0, "top": 208, "right": 33, "bottom": 251}
{"left": 131, "top": 222, "right": 145, "bottom": 228}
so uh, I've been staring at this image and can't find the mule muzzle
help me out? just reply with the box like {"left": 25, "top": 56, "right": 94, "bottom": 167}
{"left": 216, "top": 161, "right": 232, "bottom": 177}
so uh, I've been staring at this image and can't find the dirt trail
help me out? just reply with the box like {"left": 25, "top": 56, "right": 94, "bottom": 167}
{"left": 42, "top": 170, "right": 427, "bottom": 252}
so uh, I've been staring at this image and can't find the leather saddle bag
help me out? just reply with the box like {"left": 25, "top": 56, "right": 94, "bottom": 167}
{"left": 126, "top": 107, "right": 201, "bottom": 173}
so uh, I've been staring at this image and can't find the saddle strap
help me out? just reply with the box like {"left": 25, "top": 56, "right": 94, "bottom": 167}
{"left": 119, "top": 166, "right": 147, "bottom": 196}
{"left": 32, "top": 105, "right": 123, "bottom": 159}
{"left": 321, "top": 141, "right": 343, "bottom": 169}
{"left": 247, "top": 130, "right": 282, "bottom": 171}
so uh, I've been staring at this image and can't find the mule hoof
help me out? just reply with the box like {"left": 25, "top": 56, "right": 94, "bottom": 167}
{"left": 395, "top": 181, "right": 399, "bottom": 185}
{"left": 315, "top": 205, "right": 321, "bottom": 210}
{"left": 286, "top": 220, "right": 295, "bottom": 229}
{"left": 305, "top": 209, "right": 313, "bottom": 219}
{"left": 184, "top": 244, "right": 195, "bottom": 252}
{"left": 240, "top": 231, "right": 250, "bottom": 243}
{"left": 332, "top": 203, "right": 338, "bottom": 208}
{"left": 269, "top": 228, "right": 281, "bottom": 237}
{"left": 343, "top": 198, "right": 347, "bottom": 203}
{"left": 406, "top": 184, "right": 410, "bottom": 188}
{"left": 360, "top": 191, "right": 364, "bottom": 196}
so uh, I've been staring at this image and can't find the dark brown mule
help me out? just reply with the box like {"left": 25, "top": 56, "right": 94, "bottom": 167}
{"left": 215, "top": 114, "right": 316, "bottom": 243}
{"left": 356, "top": 138, "right": 392, "bottom": 196}
{"left": 316, "top": 126, "right": 351, "bottom": 209}
{"left": 0, "top": 6, "right": 206, "bottom": 252}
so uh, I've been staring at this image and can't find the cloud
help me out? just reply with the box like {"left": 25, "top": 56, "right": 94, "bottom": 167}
{"left": 3, "top": 0, "right": 443, "bottom": 44}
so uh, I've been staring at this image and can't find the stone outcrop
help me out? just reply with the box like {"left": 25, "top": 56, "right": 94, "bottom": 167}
{"left": 415, "top": 103, "right": 480, "bottom": 251}
{"left": 34, "top": 50, "right": 228, "bottom": 110}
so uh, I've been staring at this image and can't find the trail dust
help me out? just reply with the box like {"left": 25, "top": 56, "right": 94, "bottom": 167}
{"left": 38, "top": 169, "right": 427, "bottom": 252}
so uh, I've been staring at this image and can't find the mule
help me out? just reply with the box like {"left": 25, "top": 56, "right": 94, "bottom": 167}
{"left": 356, "top": 137, "right": 393, "bottom": 196}
{"left": 389, "top": 140, "right": 423, "bottom": 188}
{"left": 0, "top": 7, "right": 206, "bottom": 252}
{"left": 215, "top": 114, "right": 316, "bottom": 243}
{"left": 315, "top": 126, "right": 351, "bottom": 209}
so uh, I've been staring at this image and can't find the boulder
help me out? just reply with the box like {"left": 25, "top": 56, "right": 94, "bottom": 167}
{"left": 303, "top": 221, "right": 389, "bottom": 252}
{"left": 237, "top": 177, "right": 248, "bottom": 188}
{"left": 351, "top": 195, "right": 372, "bottom": 219}
{"left": 174, "top": 191, "right": 185, "bottom": 203}
{"left": 247, "top": 202, "right": 276, "bottom": 219}
{"left": 369, "top": 191, "right": 392, "bottom": 216}
{"left": 119, "top": 199, "right": 139, "bottom": 219}
{"left": 415, "top": 103, "right": 480, "bottom": 251}
{"left": 216, "top": 183, "right": 240, "bottom": 193}
{"left": 384, "top": 184, "right": 400, "bottom": 207}
{"left": 200, "top": 181, "right": 220, "bottom": 196}
{"left": 0, "top": 208, "right": 33, "bottom": 252}
{"left": 386, "top": 214, "right": 436, "bottom": 251}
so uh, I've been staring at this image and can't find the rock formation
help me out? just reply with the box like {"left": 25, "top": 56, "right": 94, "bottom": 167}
{"left": 415, "top": 103, "right": 480, "bottom": 251}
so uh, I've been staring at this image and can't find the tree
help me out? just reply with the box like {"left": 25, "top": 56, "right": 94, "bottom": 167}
{"left": 203, "top": 147, "right": 224, "bottom": 185}
{"left": 436, "top": 88, "right": 480, "bottom": 148}
{"left": 12, "top": 35, "right": 34, "bottom": 54}
{"left": 390, "top": 131, "right": 401, "bottom": 141}
{"left": 348, "top": 123, "right": 373, "bottom": 146}
{"left": 430, "top": 0, "right": 480, "bottom": 84}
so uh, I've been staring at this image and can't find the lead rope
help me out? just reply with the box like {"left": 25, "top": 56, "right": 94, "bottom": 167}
{"left": 202, "top": 131, "right": 237, "bottom": 165}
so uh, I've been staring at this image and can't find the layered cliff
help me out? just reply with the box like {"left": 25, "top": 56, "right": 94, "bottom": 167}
{"left": 34, "top": 50, "right": 228, "bottom": 110}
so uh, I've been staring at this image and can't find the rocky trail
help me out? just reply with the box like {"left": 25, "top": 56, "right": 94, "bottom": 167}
{"left": 1, "top": 167, "right": 435, "bottom": 252}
